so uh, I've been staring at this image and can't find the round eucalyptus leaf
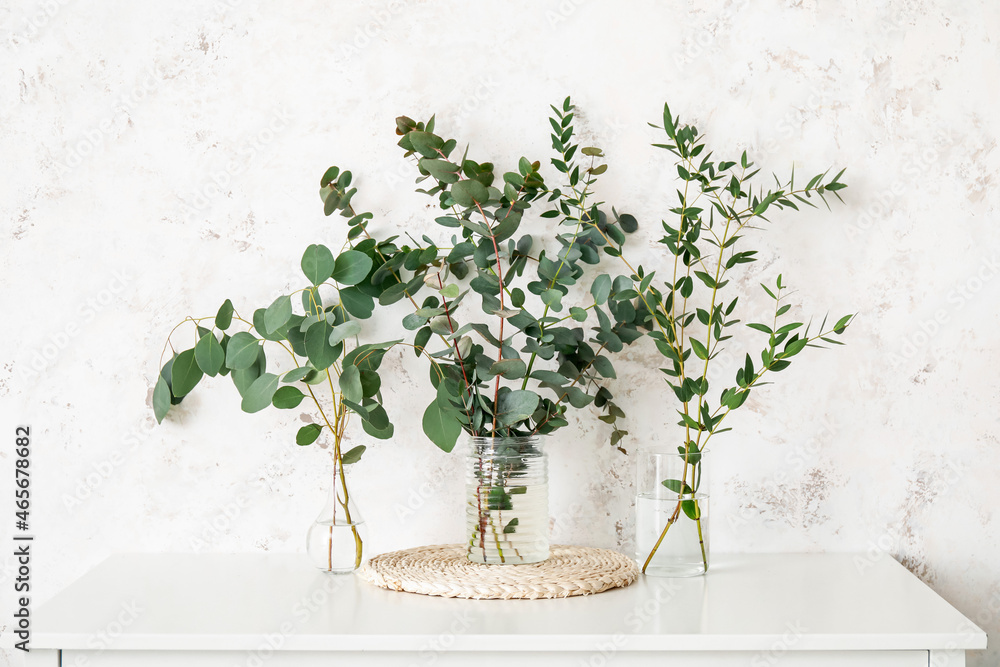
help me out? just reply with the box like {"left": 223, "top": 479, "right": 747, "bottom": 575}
{"left": 331, "top": 250, "right": 373, "bottom": 286}
{"left": 272, "top": 385, "right": 305, "bottom": 409}
{"left": 407, "top": 131, "right": 444, "bottom": 158}
{"left": 339, "top": 287, "right": 375, "bottom": 319}
{"left": 419, "top": 158, "right": 461, "bottom": 184}
{"left": 422, "top": 399, "right": 461, "bottom": 453}
{"left": 253, "top": 308, "right": 289, "bottom": 342}
{"left": 241, "top": 373, "right": 280, "bottom": 413}
{"left": 362, "top": 414, "right": 394, "bottom": 440}
{"left": 231, "top": 347, "right": 265, "bottom": 397}
{"left": 451, "top": 179, "right": 489, "bottom": 208}
{"left": 296, "top": 424, "right": 323, "bottom": 446}
{"left": 362, "top": 402, "right": 391, "bottom": 430}
{"left": 301, "top": 244, "right": 336, "bottom": 286}
{"left": 359, "top": 370, "right": 381, "bottom": 398}
{"left": 491, "top": 358, "right": 527, "bottom": 379}
{"left": 264, "top": 295, "right": 292, "bottom": 333}
{"left": 618, "top": 213, "right": 638, "bottom": 233}
{"left": 495, "top": 390, "right": 539, "bottom": 428}
{"left": 329, "top": 320, "right": 362, "bottom": 346}
{"left": 591, "top": 274, "right": 612, "bottom": 305}
{"left": 226, "top": 332, "right": 260, "bottom": 370}
{"left": 403, "top": 313, "right": 428, "bottom": 331}
{"left": 304, "top": 321, "right": 342, "bottom": 370}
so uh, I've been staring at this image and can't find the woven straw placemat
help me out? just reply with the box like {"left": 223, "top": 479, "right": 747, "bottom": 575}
{"left": 357, "top": 544, "right": 639, "bottom": 600}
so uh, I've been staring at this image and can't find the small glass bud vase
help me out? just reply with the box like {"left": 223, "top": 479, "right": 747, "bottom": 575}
{"left": 466, "top": 435, "right": 548, "bottom": 564}
{"left": 306, "top": 461, "right": 366, "bottom": 574}
{"left": 635, "top": 447, "right": 709, "bottom": 577}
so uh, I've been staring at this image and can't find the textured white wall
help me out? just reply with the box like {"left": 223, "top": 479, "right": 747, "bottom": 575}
{"left": 2, "top": 0, "right": 999, "bottom": 664}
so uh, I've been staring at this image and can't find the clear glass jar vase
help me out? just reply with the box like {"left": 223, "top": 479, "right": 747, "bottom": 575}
{"left": 635, "top": 447, "right": 709, "bottom": 577}
{"left": 306, "top": 460, "right": 366, "bottom": 574}
{"left": 466, "top": 435, "right": 548, "bottom": 564}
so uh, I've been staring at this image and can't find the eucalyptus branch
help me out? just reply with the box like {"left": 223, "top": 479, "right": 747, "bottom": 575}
{"left": 373, "top": 101, "right": 641, "bottom": 451}
{"left": 611, "top": 101, "right": 853, "bottom": 572}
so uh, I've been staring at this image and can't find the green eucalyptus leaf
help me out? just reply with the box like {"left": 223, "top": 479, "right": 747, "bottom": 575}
{"left": 231, "top": 347, "right": 265, "bottom": 397}
{"left": 282, "top": 367, "right": 314, "bottom": 383}
{"left": 341, "top": 445, "right": 367, "bottom": 465}
{"left": 343, "top": 340, "right": 399, "bottom": 371}
{"left": 339, "top": 287, "right": 375, "bottom": 319}
{"left": 153, "top": 375, "right": 172, "bottom": 423}
{"left": 408, "top": 131, "right": 444, "bottom": 158}
{"left": 215, "top": 299, "right": 234, "bottom": 330}
{"left": 591, "top": 355, "right": 616, "bottom": 379}
{"left": 361, "top": 409, "right": 394, "bottom": 439}
{"left": 496, "top": 390, "right": 539, "bottom": 427}
{"left": 491, "top": 358, "right": 527, "bottom": 379}
{"left": 420, "top": 158, "right": 461, "bottom": 184}
{"left": 296, "top": 424, "right": 323, "bottom": 446}
{"left": 414, "top": 326, "right": 432, "bottom": 356}
{"left": 360, "top": 370, "right": 381, "bottom": 398}
{"left": 422, "top": 399, "right": 462, "bottom": 452}
{"left": 363, "top": 402, "right": 391, "bottom": 429}
{"left": 591, "top": 274, "right": 612, "bottom": 305}
{"left": 332, "top": 250, "right": 373, "bottom": 286}
{"left": 253, "top": 307, "right": 288, "bottom": 342}
{"left": 301, "top": 244, "right": 336, "bottom": 286}
{"left": 451, "top": 179, "right": 489, "bottom": 208}
{"left": 241, "top": 373, "right": 279, "bottom": 413}
{"left": 305, "top": 321, "right": 342, "bottom": 370}
{"left": 541, "top": 288, "right": 564, "bottom": 311}
{"left": 170, "top": 349, "right": 203, "bottom": 397}
{"left": 618, "top": 213, "right": 638, "bottom": 233}
{"left": 429, "top": 315, "right": 452, "bottom": 335}
{"left": 530, "top": 370, "right": 568, "bottom": 385}
{"left": 329, "top": 320, "right": 362, "bottom": 346}
{"left": 563, "top": 386, "right": 593, "bottom": 409}
{"left": 264, "top": 295, "right": 292, "bottom": 333}
{"left": 272, "top": 385, "right": 305, "bottom": 409}
{"left": 339, "top": 365, "right": 363, "bottom": 404}
{"left": 194, "top": 332, "right": 225, "bottom": 377}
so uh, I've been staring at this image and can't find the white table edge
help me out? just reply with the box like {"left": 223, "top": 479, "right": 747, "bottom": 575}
{"left": 32, "top": 631, "right": 988, "bottom": 652}
{"left": 30, "top": 552, "right": 990, "bottom": 654}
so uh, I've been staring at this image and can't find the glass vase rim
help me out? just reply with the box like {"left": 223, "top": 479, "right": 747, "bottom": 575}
{"left": 467, "top": 434, "right": 543, "bottom": 444}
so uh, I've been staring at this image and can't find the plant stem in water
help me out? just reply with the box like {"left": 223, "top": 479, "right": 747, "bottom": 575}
{"left": 694, "top": 506, "right": 708, "bottom": 571}
{"left": 641, "top": 502, "right": 681, "bottom": 574}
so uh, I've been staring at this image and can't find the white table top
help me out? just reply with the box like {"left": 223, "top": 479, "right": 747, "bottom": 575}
{"left": 34, "top": 552, "right": 987, "bottom": 652}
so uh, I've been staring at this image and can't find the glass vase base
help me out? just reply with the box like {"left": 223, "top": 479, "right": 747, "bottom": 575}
{"left": 642, "top": 560, "right": 708, "bottom": 577}
{"left": 466, "top": 543, "right": 549, "bottom": 565}
{"left": 306, "top": 519, "right": 366, "bottom": 574}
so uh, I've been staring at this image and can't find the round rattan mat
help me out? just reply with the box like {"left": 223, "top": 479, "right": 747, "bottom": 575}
{"left": 357, "top": 544, "right": 639, "bottom": 599}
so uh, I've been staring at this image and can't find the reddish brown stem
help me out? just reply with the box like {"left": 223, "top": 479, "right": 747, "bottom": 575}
{"left": 476, "top": 202, "right": 507, "bottom": 434}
